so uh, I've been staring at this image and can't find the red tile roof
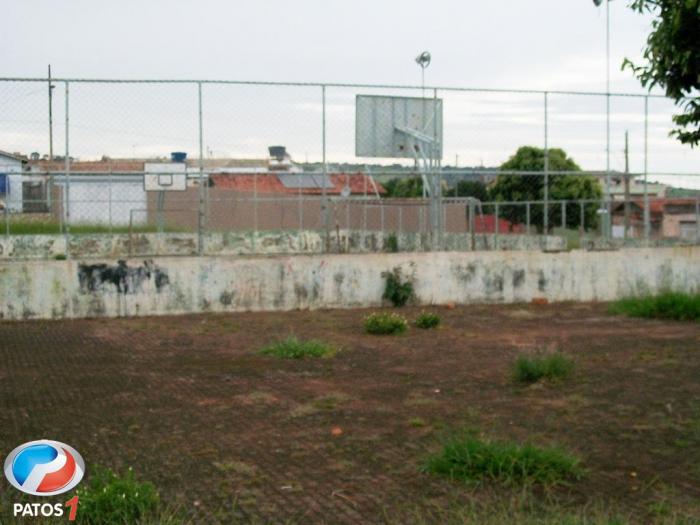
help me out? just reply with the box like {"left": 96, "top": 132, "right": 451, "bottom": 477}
{"left": 210, "top": 172, "right": 385, "bottom": 195}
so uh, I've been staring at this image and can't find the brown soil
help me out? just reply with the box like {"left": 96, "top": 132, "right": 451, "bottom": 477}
{"left": 1, "top": 303, "right": 699, "bottom": 523}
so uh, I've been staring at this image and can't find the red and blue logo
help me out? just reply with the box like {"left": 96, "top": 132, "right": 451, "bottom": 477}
{"left": 4, "top": 440, "right": 85, "bottom": 496}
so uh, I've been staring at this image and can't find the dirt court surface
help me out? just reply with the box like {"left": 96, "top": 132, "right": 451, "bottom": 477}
{"left": 1, "top": 303, "right": 700, "bottom": 523}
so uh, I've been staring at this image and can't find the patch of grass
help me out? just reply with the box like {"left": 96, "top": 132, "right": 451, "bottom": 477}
{"left": 423, "top": 433, "right": 583, "bottom": 486}
{"left": 364, "top": 311, "right": 408, "bottom": 335}
{"left": 513, "top": 353, "right": 574, "bottom": 384}
{"left": 408, "top": 417, "right": 427, "bottom": 428}
{"left": 382, "top": 267, "right": 414, "bottom": 307}
{"left": 74, "top": 466, "right": 180, "bottom": 525}
{"left": 610, "top": 292, "right": 700, "bottom": 322}
{"left": 260, "top": 336, "right": 336, "bottom": 359}
{"left": 415, "top": 311, "right": 440, "bottom": 329}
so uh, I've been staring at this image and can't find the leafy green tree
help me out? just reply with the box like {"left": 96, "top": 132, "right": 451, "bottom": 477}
{"left": 624, "top": 0, "right": 700, "bottom": 146}
{"left": 445, "top": 180, "right": 489, "bottom": 201}
{"left": 382, "top": 176, "right": 424, "bottom": 198}
{"left": 489, "top": 146, "right": 603, "bottom": 231}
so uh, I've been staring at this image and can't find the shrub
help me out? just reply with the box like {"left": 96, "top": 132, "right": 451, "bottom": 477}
{"left": 513, "top": 353, "right": 574, "bottom": 384}
{"left": 74, "top": 466, "right": 165, "bottom": 525}
{"left": 382, "top": 267, "right": 414, "bottom": 307}
{"left": 415, "top": 311, "right": 440, "bottom": 329}
{"left": 423, "top": 433, "right": 583, "bottom": 486}
{"left": 610, "top": 292, "right": 700, "bottom": 322}
{"left": 513, "top": 353, "right": 574, "bottom": 383}
{"left": 261, "top": 337, "right": 336, "bottom": 359}
{"left": 364, "top": 312, "right": 408, "bottom": 335}
{"left": 385, "top": 233, "right": 399, "bottom": 253}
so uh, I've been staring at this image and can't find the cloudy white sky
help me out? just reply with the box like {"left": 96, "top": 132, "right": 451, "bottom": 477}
{"left": 1, "top": 0, "right": 698, "bottom": 185}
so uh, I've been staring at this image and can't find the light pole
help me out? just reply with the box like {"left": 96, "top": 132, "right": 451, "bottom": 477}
{"left": 593, "top": 0, "right": 612, "bottom": 237}
{"left": 415, "top": 51, "right": 431, "bottom": 99}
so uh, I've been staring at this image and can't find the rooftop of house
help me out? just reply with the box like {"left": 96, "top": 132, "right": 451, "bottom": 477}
{"left": 612, "top": 198, "right": 698, "bottom": 215}
{"left": 210, "top": 172, "right": 385, "bottom": 195}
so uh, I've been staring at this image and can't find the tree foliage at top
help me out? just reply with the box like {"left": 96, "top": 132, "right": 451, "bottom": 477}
{"left": 382, "top": 177, "right": 424, "bottom": 198}
{"left": 489, "top": 146, "right": 603, "bottom": 232}
{"left": 624, "top": 0, "right": 700, "bottom": 146}
{"left": 445, "top": 180, "right": 489, "bottom": 201}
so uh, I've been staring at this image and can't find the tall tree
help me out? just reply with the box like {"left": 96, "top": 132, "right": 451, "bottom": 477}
{"left": 624, "top": 0, "right": 700, "bottom": 146}
{"left": 489, "top": 146, "right": 603, "bottom": 231}
{"left": 445, "top": 180, "right": 489, "bottom": 201}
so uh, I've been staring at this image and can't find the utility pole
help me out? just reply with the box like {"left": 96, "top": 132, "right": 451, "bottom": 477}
{"left": 48, "top": 65, "right": 55, "bottom": 161}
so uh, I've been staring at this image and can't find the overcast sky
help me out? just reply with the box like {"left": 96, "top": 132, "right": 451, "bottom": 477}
{"left": 2, "top": 0, "right": 699, "bottom": 185}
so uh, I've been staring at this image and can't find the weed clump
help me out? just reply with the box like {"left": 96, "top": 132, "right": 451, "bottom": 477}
{"left": 261, "top": 337, "right": 336, "bottom": 359}
{"left": 610, "top": 292, "right": 700, "bottom": 322}
{"left": 382, "top": 267, "right": 414, "bottom": 307}
{"left": 364, "top": 311, "right": 408, "bottom": 335}
{"left": 415, "top": 311, "right": 440, "bottom": 329}
{"left": 513, "top": 353, "right": 574, "bottom": 384}
{"left": 424, "top": 433, "right": 583, "bottom": 486}
{"left": 74, "top": 466, "right": 175, "bottom": 524}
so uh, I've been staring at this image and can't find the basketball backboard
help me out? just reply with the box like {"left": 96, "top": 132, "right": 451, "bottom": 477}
{"left": 355, "top": 95, "right": 443, "bottom": 159}
{"left": 144, "top": 162, "right": 188, "bottom": 191}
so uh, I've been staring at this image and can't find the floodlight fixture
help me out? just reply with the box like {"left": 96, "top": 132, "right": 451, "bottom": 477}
{"left": 415, "top": 51, "right": 431, "bottom": 69}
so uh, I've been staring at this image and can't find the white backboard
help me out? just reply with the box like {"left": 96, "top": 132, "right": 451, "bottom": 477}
{"left": 355, "top": 95, "right": 443, "bottom": 159}
{"left": 144, "top": 162, "right": 188, "bottom": 191}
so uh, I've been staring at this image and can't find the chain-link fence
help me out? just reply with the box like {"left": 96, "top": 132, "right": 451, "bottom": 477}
{"left": 1, "top": 77, "right": 698, "bottom": 258}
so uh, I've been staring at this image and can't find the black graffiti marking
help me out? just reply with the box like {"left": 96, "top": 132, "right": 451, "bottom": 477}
{"left": 78, "top": 260, "right": 169, "bottom": 295}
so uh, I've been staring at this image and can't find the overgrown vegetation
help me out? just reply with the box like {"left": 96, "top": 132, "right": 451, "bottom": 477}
{"left": 415, "top": 311, "right": 440, "bottom": 329}
{"left": 610, "top": 292, "right": 700, "bottom": 322}
{"left": 74, "top": 466, "right": 179, "bottom": 525}
{"left": 382, "top": 267, "right": 414, "bottom": 307}
{"left": 513, "top": 353, "right": 574, "bottom": 384}
{"left": 260, "top": 337, "right": 337, "bottom": 359}
{"left": 364, "top": 311, "right": 408, "bottom": 335}
{"left": 385, "top": 233, "right": 399, "bottom": 253}
{"left": 423, "top": 432, "right": 583, "bottom": 486}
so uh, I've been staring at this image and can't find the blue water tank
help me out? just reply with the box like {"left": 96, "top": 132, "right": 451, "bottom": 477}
{"left": 171, "top": 152, "right": 187, "bottom": 163}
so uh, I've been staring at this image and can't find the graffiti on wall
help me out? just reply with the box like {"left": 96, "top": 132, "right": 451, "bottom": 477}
{"left": 78, "top": 260, "right": 169, "bottom": 295}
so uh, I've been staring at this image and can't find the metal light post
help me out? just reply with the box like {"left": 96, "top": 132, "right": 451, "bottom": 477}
{"left": 593, "top": 0, "right": 612, "bottom": 237}
{"left": 415, "top": 51, "right": 431, "bottom": 99}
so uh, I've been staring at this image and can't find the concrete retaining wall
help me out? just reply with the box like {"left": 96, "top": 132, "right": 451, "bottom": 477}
{"left": 0, "top": 247, "right": 698, "bottom": 320}
{"left": 0, "top": 230, "right": 565, "bottom": 260}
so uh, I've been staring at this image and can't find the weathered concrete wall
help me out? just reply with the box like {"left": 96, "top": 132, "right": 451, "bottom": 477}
{"left": 0, "top": 230, "right": 565, "bottom": 260}
{"left": 0, "top": 247, "right": 697, "bottom": 320}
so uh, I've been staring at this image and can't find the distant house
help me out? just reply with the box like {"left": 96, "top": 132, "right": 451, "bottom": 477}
{"left": 611, "top": 198, "right": 698, "bottom": 239}
{"left": 0, "top": 150, "right": 27, "bottom": 212}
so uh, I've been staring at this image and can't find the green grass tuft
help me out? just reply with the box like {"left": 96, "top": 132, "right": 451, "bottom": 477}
{"left": 364, "top": 311, "right": 408, "bottom": 335}
{"left": 415, "top": 311, "right": 441, "bottom": 329}
{"left": 610, "top": 292, "right": 700, "bottom": 322}
{"left": 73, "top": 465, "right": 181, "bottom": 524}
{"left": 423, "top": 433, "right": 583, "bottom": 486}
{"left": 260, "top": 337, "right": 336, "bottom": 359}
{"left": 513, "top": 353, "right": 574, "bottom": 384}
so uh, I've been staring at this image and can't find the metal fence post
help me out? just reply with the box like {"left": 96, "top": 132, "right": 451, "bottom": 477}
{"left": 643, "top": 96, "right": 650, "bottom": 242}
{"left": 64, "top": 81, "right": 71, "bottom": 259}
{"left": 526, "top": 201, "right": 531, "bottom": 234}
{"left": 321, "top": 85, "right": 328, "bottom": 251}
{"left": 197, "top": 81, "right": 205, "bottom": 256}
{"left": 579, "top": 201, "right": 585, "bottom": 238}
{"left": 494, "top": 202, "right": 500, "bottom": 250}
{"left": 543, "top": 92, "right": 549, "bottom": 234}
{"left": 561, "top": 201, "right": 566, "bottom": 229}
